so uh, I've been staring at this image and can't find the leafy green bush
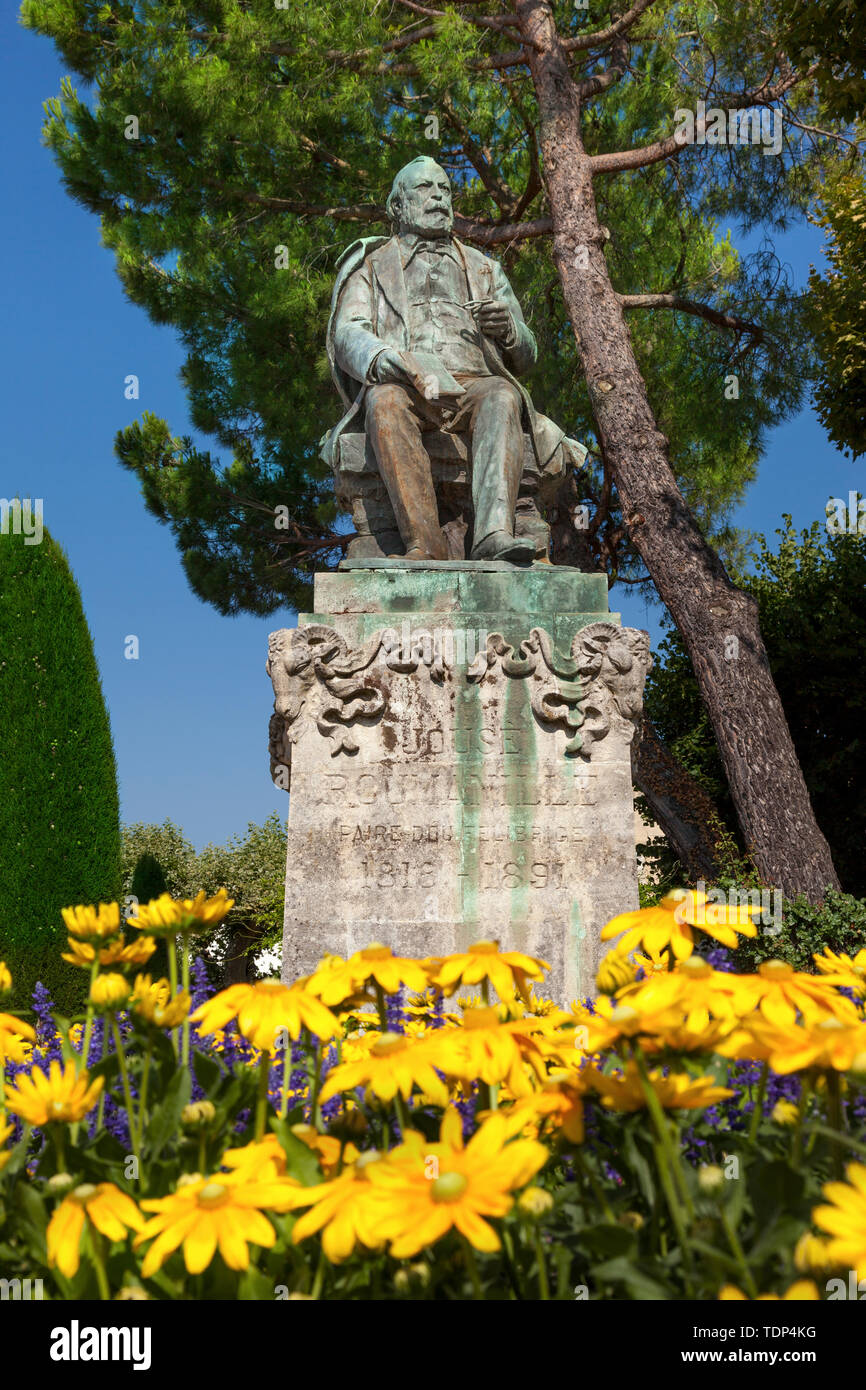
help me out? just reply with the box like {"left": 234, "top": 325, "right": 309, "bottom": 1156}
{"left": 0, "top": 528, "right": 121, "bottom": 1012}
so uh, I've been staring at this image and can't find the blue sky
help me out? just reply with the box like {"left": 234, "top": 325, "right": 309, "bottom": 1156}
{"left": 3, "top": 13, "right": 860, "bottom": 849}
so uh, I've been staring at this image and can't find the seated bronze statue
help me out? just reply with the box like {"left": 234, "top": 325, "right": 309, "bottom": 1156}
{"left": 320, "top": 156, "right": 585, "bottom": 564}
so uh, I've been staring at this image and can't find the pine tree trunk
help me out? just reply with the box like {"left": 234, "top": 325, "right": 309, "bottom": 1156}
{"left": 515, "top": 0, "right": 839, "bottom": 900}
{"left": 632, "top": 716, "right": 724, "bottom": 881}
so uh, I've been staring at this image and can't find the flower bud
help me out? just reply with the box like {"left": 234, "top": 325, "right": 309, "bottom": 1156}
{"left": 617, "top": 1210, "right": 644, "bottom": 1232}
{"left": 698, "top": 1164, "right": 725, "bottom": 1193}
{"left": 116, "top": 1285, "right": 150, "bottom": 1300}
{"left": 90, "top": 973, "right": 131, "bottom": 1011}
{"left": 181, "top": 1100, "right": 216, "bottom": 1127}
{"left": 771, "top": 1099, "right": 799, "bottom": 1126}
{"left": 0, "top": 961, "right": 11, "bottom": 995}
{"left": 45, "top": 1172, "right": 75, "bottom": 1196}
{"left": 595, "top": 952, "right": 635, "bottom": 995}
{"left": 517, "top": 1186, "right": 554, "bottom": 1218}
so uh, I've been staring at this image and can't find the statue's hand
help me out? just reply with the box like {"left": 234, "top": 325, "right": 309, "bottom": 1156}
{"left": 371, "top": 349, "right": 416, "bottom": 385}
{"left": 472, "top": 299, "right": 516, "bottom": 345}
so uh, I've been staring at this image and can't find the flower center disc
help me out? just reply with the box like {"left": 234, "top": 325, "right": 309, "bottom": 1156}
{"left": 361, "top": 945, "right": 392, "bottom": 961}
{"left": 72, "top": 1183, "right": 98, "bottom": 1204}
{"left": 463, "top": 1007, "right": 500, "bottom": 1030}
{"left": 371, "top": 1033, "right": 406, "bottom": 1056}
{"left": 198, "top": 1183, "right": 230, "bottom": 1208}
{"left": 431, "top": 1171, "right": 469, "bottom": 1204}
{"left": 470, "top": 942, "right": 499, "bottom": 955}
{"left": 759, "top": 960, "right": 793, "bottom": 981}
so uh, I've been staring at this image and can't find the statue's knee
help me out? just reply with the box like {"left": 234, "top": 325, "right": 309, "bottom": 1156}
{"left": 366, "top": 383, "right": 410, "bottom": 422}
{"left": 486, "top": 379, "right": 522, "bottom": 414}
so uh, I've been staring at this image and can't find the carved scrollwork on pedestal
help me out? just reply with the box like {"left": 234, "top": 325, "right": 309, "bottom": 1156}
{"left": 467, "top": 622, "right": 651, "bottom": 757}
{"left": 267, "top": 622, "right": 457, "bottom": 786}
{"left": 267, "top": 620, "right": 651, "bottom": 784}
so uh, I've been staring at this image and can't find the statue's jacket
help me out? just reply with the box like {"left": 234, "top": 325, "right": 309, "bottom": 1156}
{"left": 321, "top": 234, "right": 584, "bottom": 476}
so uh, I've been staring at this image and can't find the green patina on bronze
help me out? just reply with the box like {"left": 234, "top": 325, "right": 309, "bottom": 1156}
{"left": 454, "top": 652, "right": 483, "bottom": 948}
{"left": 503, "top": 669, "right": 534, "bottom": 952}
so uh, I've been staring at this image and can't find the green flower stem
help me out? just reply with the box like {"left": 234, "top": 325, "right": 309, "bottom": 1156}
{"left": 632, "top": 1043, "right": 693, "bottom": 1219}
{"left": 79, "top": 960, "right": 100, "bottom": 1072}
{"left": 651, "top": 1136, "right": 695, "bottom": 1295}
{"left": 311, "top": 1245, "right": 326, "bottom": 1300}
{"left": 138, "top": 1041, "right": 152, "bottom": 1169}
{"left": 533, "top": 1226, "right": 550, "bottom": 1300}
{"left": 572, "top": 1149, "right": 616, "bottom": 1223}
{"left": 392, "top": 1091, "right": 410, "bottom": 1139}
{"left": 52, "top": 1124, "right": 67, "bottom": 1173}
{"left": 181, "top": 936, "right": 191, "bottom": 1068}
{"left": 802, "top": 1122, "right": 866, "bottom": 1160}
{"left": 481, "top": 978, "right": 490, "bottom": 1006}
{"left": 198, "top": 1131, "right": 207, "bottom": 1175}
{"left": 70, "top": 959, "right": 100, "bottom": 1145}
{"left": 308, "top": 1037, "right": 324, "bottom": 1131}
{"left": 720, "top": 1205, "right": 759, "bottom": 1300}
{"left": 374, "top": 982, "right": 389, "bottom": 1033}
{"left": 748, "top": 1062, "right": 769, "bottom": 1143}
{"left": 791, "top": 1072, "right": 814, "bottom": 1170}
{"left": 89, "top": 1230, "right": 111, "bottom": 1302}
{"left": 254, "top": 1051, "right": 271, "bottom": 1141}
{"left": 111, "top": 1018, "right": 140, "bottom": 1166}
{"left": 95, "top": 1026, "right": 108, "bottom": 1131}
{"left": 462, "top": 1235, "right": 484, "bottom": 1300}
{"left": 826, "top": 1071, "right": 845, "bottom": 1178}
{"left": 167, "top": 934, "right": 179, "bottom": 1058}
{"left": 280, "top": 1038, "right": 292, "bottom": 1120}
{"left": 500, "top": 1226, "right": 524, "bottom": 1300}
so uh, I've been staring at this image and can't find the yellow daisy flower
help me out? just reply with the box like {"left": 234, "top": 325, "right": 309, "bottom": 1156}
{"left": 306, "top": 944, "right": 432, "bottom": 1006}
{"left": 736, "top": 960, "right": 860, "bottom": 1028}
{"left": 220, "top": 1134, "right": 290, "bottom": 1181}
{"left": 502, "top": 1076, "right": 588, "bottom": 1144}
{"left": 127, "top": 889, "right": 234, "bottom": 937}
{"left": 191, "top": 979, "right": 338, "bottom": 1053}
{"left": 318, "top": 1031, "right": 450, "bottom": 1107}
{"left": 0, "top": 1012, "right": 36, "bottom": 1066}
{"left": 130, "top": 975, "right": 191, "bottom": 1028}
{"left": 0, "top": 1118, "right": 16, "bottom": 1173}
{"left": 721, "top": 1015, "right": 866, "bottom": 1074}
{"left": 596, "top": 950, "right": 638, "bottom": 995}
{"left": 811, "top": 1163, "right": 866, "bottom": 1279}
{"left": 618, "top": 956, "right": 748, "bottom": 1034}
{"left": 135, "top": 1171, "right": 303, "bottom": 1276}
{"left": 426, "top": 940, "right": 549, "bottom": 1001}
{"left": 90, "top": 973, "right": 131, "bottom": 1011}
{"left": 366, "top": 1110, "right": 549, "bottom": 1257}
{"left": 429, "top": 1008, "right": 551, "bottom": 1098}
{"left": 813, "top": 947, "right": 866, "bottom": 997}
{"left": 5, "top": 1060, "right": 103, "bottom": 1127}
{"left": 47, "top": 1182, "right": 144, "bottom": 1279}
{"left": 585, "top": 1061, "right": 733, "bottom": 1113}
{"left": 0, "top": 962, "right": 11, "bottom": 994}
{"left": 600, "top": 889, "right": 760, "bottom": 961}
{"left": 62, "top": 901, "right": 122, "bottom": 943}
{"left": 62, "top": 934, "right": 157, "bottom": 969}
{"left": 289, "top": 1152, "right": 396, "bottom": 1262}
{"left": 719, "top": 1281, "right": 820, "bottom": 1300}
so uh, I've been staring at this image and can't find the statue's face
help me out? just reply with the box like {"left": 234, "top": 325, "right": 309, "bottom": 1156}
{"left": 395, "top": 161, "right": 453, "bottom": 238}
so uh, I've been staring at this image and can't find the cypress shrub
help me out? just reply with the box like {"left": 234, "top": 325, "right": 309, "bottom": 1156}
{"left": 0, "top": 524, "right": 121, "bottom": 1015}
{"left": 130, "top": 851, "right": 171, "bottom": 979}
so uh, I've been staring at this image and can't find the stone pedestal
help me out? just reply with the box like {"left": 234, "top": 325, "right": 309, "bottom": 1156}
{"left": 267, "top": 562, "right": 651, "bottom": 1005}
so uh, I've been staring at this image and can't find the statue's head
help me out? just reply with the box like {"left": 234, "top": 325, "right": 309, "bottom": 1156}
{"left": 386, "top": 157, "right": 453, "bottom": 239}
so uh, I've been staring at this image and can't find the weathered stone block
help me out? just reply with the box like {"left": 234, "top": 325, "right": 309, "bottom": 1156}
{"left": 268, "top": 563, "right": 650, "bottom": 1005}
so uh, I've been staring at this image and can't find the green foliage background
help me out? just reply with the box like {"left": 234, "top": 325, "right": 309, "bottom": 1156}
{"left": 643, "top": 516, "right": 866, "bottom": 896}
{"left": 0, "top": 529, "right": 121, "bottom": 1013}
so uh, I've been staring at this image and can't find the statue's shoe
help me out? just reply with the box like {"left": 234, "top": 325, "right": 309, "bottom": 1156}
{"left": 470, "top": 530, "right": 535, "bottom": 563}
{"left": 389, "top": 544, "right": 449, "bottom": 561}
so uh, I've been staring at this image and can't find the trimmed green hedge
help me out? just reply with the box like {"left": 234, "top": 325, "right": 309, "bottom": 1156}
{"left": 0, "top": 527, "right": 121, "bottom": 1014}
